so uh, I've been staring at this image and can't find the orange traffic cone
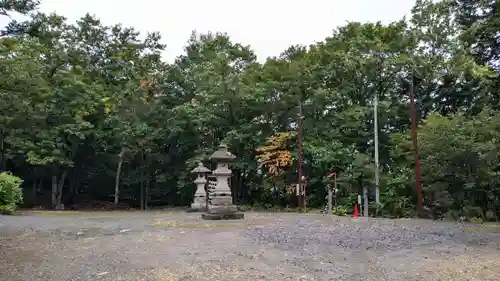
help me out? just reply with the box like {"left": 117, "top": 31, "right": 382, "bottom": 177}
{"left": 353, "top": 203, "right": 360, "bottom": 218}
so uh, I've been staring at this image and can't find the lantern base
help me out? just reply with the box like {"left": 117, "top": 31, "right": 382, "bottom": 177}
{"left": 188, "top": 199, "right": 207, "bottom": 212}
{"left": 187, "top": 207, "right": 207, "bottom": 213}
{"left": 201, "top": 212, "right": 244, "bottom": 220}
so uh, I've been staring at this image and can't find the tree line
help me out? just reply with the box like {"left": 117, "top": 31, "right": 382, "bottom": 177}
{"left": 0, "top": 0, "right": 499, "bottom": 220}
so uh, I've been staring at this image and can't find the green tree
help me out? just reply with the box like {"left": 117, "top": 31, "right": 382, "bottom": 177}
{"left": 0, "top": 0, "right": 498, "bottom": 218}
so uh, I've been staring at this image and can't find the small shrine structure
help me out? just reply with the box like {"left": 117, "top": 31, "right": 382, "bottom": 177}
{"left": 201, "top": 144, "right": 244, "bottom": 220}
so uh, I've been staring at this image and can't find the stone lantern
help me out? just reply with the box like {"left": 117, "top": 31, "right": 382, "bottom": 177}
{"left": 190, "top": 162, "right": 211, "bottom": 212}
{"left": 201, "top": 143, "right": 244, "bottom": 220}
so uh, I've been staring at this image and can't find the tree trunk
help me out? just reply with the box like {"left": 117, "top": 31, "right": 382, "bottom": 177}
{"left": 327, "top": 183, "right": 333, "bottom": 215}
{"left": 115, "top": 148, "right": 125, "bottom": 205}
{"left": 75, "top": 177, "right": 80, "bottom": 195}
{"left": 363, "top": 184, "right": 369, "bottom": 217}
{"left": 56, "top": 170, "right": 67, "bottom": 210}
{"left": 0, "top": 127, "right": 5, "bottom": 172}
{"left": 495, "top": 194, "right": 499, "bottom": 222}
{"left": 51, "top": 175, "right": 57, "bottom": 208}
{"left": 68, "top": 176, "right": 75, "bottom": 206}
{"left": 145, "top": 175, "right": 149, "bottom": 210}
{"left": 32, "top": 179, "right": 37, "bottom": 206}
{"left": 231, "top": 172, "right": 236, "bottom": 204}
{"left": 274, "top": 183, "right": 279, "bottom": 206}
{"left": 140, "top": 150, "right": 144, "bottom": 211}
{"left": 140, "top": 179, "right": 144, "bottom": 210}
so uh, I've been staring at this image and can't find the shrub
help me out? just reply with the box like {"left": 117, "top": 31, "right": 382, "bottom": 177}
{"left": 0, "top": 172, "right": 23, "bottom": 214}
{"left": 332, "top": 205, "right": 348, "bottom": 216}
{"left": 323, "top": 204, "right": 348, "bottom": 216}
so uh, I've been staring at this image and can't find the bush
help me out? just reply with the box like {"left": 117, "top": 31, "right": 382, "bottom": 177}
{"left": 323, "top": 204, "right": 348, "bottom": 216}
{"left": 0, "top": 204, "right": 15, "bottom": 214}
{"left": 332, "top": 205, "right": 348, "bottom": 216}
{"left": 0, "top": 172, "right": 23, "bottom": 214}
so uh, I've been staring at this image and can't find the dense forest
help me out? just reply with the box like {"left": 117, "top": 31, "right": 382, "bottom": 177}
{"left": 0, "top": 0, "right": 499, "bottom": 219}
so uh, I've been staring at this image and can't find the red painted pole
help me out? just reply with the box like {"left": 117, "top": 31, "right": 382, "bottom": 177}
{"left": 409, "top": 77, "right": 422, "bottom": 215}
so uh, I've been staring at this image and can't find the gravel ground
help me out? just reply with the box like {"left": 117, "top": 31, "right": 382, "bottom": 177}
{"left": 1, "top": 211, "right": 500, "bottom": 281}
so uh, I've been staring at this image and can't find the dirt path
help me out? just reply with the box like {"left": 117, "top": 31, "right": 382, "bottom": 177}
{"left": 1, "top": 212, "right": 500, "bottom": 281}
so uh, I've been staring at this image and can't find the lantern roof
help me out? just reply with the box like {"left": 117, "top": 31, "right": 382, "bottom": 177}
{"left": 191, "top": 162, "right": 211, "bottom": 173}
{"left": 210, "top": 143, "right": 236, "bottom": 161}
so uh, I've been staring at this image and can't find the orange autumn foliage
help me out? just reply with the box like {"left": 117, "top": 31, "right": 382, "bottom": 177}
{"left": 140, "top": 77, "right": 154, "bottom": 91}
{"left": 140, "top": 76, "right": 157, "bottom": 100}
{"left": 256, "top": 131, "right": 297, "bottom": 177}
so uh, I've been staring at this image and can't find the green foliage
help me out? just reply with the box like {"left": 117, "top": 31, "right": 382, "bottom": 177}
{"left": 391, "top": 108, "right": 500, "bottom": 219}
{"left": 469, "top": 217, "right": 484, "bottom": 224}
{"left": 0, "top": 0, "right": 498, "bottom": 219}
{"left": 0, "top": 0, "right": 39, "bottom": 14}
{"left": 0, "top": 172, "right": 23, "bottom": 214}
{"left": 0, "top": 204, "right": 15, "bottom": 214}
{"left": 375, "top": 170, "right": 415, "bottom": 218}
{"left": 324, "top": 205, "right": 349, "bottom": 216}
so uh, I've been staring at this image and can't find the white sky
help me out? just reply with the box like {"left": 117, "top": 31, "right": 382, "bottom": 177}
{"left": 3, "top": 0, "right": 416, "bottom": 62}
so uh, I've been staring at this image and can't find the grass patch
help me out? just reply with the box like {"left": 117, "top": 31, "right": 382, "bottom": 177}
{"left": 0, "top": 231, "right": 35, "bottom": 240}
{"left": 150, "top": 220, "right": 261, "bottom": 229}
{"left": 85, "top": 217, "right": 119, "bottom": 222}
{"left": 463, "top": 224, "right": 500, "bottom": 233}
{"left": 25, "top": 210, "right": 135, "bottom": 217}
{"left": 26, "top": 211, "right": 91, "bottom": 216}
{"left": 238, "top": 205, "right": 323, "bottom": 214}
{"left": 20, "top": 210, "right": 164, "bottom": 217}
